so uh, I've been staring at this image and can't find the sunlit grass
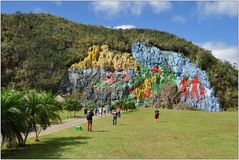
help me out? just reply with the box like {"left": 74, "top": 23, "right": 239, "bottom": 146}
{"left": 2, "top": 108, "right": 238, "bottom": 159}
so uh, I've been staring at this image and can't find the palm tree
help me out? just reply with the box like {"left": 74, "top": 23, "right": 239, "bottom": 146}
{"left": 34, "top": 91, "right": 62, "bottom": 141}
{"left": 23, "top": 90, "right": 62, "bottom": 141}
{"left": 1, "top": 88, "right": 27, "bottom": 147}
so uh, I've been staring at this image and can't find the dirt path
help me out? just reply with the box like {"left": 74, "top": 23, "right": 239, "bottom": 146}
{"left": 28, "top": 114, "right": 109, "bottom": 138}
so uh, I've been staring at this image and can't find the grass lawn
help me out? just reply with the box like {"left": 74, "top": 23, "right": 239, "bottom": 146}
{"left": 1, "top": 108, "right": 238, "bottom": 159}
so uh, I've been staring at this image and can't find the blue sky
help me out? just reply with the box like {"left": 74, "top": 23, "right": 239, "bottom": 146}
{"left": 1, "top": 1, "right": 238, "bottom": 65}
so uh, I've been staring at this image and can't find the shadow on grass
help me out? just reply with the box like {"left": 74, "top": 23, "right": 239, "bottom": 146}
{"left": 1, "top": 136, "right": 91, "bottom": 159}
{"left": 92, "top": 130, "right": 109, "bottom": 132}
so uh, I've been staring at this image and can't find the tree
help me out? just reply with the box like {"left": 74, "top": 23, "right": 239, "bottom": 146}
{"left": 113, "top": 99, "right": 136, "bottom": 111}
{"left": 1, "top": 13, "right": 238, "bottom": 110}
{"left": 1, "top": 88, "right": 27, "bottom": 147}
{"left": 63, "top": 97, "right": 83, "bottom": 117}
{"left": 23, "top": 90, "right": 62, "bottom": 141}
{"left": 124, "top": 100, "right": 136, "bottom": 111}
{"left": 1, "top": 88, "right": 62, "bottom": 147}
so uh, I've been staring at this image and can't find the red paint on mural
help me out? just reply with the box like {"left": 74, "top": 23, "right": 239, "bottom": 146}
{"left": 189, "top": 75, "right": 201, "bottom": 103}
{"left": 179, "top": 75, "right": 189, "bottom": 102}
{"left": 151, "top": 67, "right": 162, "bottom": 74}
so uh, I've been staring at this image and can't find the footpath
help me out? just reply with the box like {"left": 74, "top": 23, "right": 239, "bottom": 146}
{"left": 28, "top": 114, "right": 109, "bottom": 137}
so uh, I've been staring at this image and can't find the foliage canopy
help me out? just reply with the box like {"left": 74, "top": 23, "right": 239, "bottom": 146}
{"left": 1, "top": 13, "right": 237, "bottom": 110}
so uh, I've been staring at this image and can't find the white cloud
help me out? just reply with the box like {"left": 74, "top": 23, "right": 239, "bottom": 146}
{"left": 148, "top": 1, "right": 172, "bottom": 13}
{"left": 91, "top": 1, "right": 171, "bottom": 18}
{"left": 91, "top": 1, "right": 125, "bottom": 18}
{"left": 34, "top": 7, "right": 48, "bottom": 13}
{"left": 199, "top": 41, "right": 238, "bottom": 65}
{"left": 53, "top": 1, "right": 62, "bottom": 6}
{"left": 112, "top": 25, "right": 136, "bottom": 29}
{"left": 171, "top": 15, "right": 186, "bottom": 24}
{"left": 129, "top": 2, "right": 145, "bottom": 16}
{"left": 197, "top": 2, "right": 237, "bottom": 17}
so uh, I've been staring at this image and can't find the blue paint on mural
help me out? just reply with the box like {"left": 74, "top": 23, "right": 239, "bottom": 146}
{"left": 132, "top": 42, "right": 220, "bottom": 112}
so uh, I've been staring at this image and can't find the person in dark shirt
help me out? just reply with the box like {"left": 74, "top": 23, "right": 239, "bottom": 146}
{"left": 112, "top": 110, "right": 117, "bottom": 125}
{"left": 86, "top": 109, "right": 94, "bottom": 131}
{"left": 154, "top": 109, "right": 160, "bottom": 123}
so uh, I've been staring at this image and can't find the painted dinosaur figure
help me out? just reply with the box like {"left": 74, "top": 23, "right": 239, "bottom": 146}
{"left": 189, "top": 75, "right": 201, "bottom": 103}
{"left": 179, "top": 75, "right": 189, "bottom": 102}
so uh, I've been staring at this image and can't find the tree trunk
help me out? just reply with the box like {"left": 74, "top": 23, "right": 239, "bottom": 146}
{"left": 33, "top": 121, "right": 39, "bottom": 141}
{"left": 70, "top": 111, "right": 72, "bottom": 117}
{"left": 23, "top": 132, "right": 29, "bottom": 145}
{"left": 16, "top": 133, "right": 24, "bottom": 147}
{"left": 23, "top": 125, "right": 31, "bottom": 144}
{"left": 36, "top": 127, "right": 42, "bottom": 141}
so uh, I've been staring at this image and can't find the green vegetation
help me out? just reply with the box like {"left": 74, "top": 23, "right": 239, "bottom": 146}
{"left": 113, "top": 99, "right": 136, "bottom": 111}
{"left": 1, "top": 88, "right": 62, "bottom": 147}
{"left": 1, "top": 108, "right": 237, "bottom": 159}
{"left": 1, "top": 87, "right": 91, "bottom": 148}
{"left": 62, "top": 97, "right": 83, "bottom": 117}
{"left": 1, "top": 13, "right": 237, "bottom": 110}
{"left": 57, "top": 110, "right": 84, "bottom": 121}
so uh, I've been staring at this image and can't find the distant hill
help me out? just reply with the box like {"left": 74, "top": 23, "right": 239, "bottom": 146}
{"left": 1, "top": 12, "right": 237, "bottom": 110}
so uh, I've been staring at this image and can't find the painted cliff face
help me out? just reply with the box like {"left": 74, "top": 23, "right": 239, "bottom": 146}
{"left": 60, "top": 42, "right": 220, "bottom": 112}
{"left": 131, "top": 42, "right": 219, "bottom": 111}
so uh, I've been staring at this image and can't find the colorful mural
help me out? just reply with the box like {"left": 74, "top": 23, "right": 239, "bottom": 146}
{"left": 60, "top": 42, "right": 220, "bottom": 111}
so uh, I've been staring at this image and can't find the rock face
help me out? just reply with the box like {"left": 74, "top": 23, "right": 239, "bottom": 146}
{"left": 132, "top": 42, "right": 220, "bottom": 111}
{"left": 154, "top": 83, "right": 178, "bottom": 109}
{"left": 60, "top": 43, "right": 220, "bottom": 112}
{"left": 60, "top": 68, "right": 129, "bottom": 105}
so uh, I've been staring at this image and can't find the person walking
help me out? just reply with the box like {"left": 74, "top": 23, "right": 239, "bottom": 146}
{"left": 99, "top": 106, "right": 103, "bottom": 118}
{"left": 112, "top": 110, "right": 117, "bottom": 125}
{"left": 103, "top": 107, "right": 106, "bottom": 116}
{"left": 154, "top": 108, "right": 160, "bottom": 123}
{"left": 116, "top": 107, "right": 121, "bottom": 118}
{"left": 86, "top": 109, "right": 94, "bottom": 131}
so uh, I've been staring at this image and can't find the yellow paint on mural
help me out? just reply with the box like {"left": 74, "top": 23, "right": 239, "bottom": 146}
{"left": 71, "top": 45, "right": 138, "bottom": 70}
{"left": 133, "top": 76, "right": 157, "bottom": 100}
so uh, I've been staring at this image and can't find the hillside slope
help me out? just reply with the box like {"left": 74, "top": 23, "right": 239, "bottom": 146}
{"left": 1, "top": 13, "right": 237, "bottom": 110}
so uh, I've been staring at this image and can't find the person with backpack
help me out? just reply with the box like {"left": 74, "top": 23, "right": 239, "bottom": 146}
{"left": 86, "top": 109, "right": 94, "bottom": 131}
